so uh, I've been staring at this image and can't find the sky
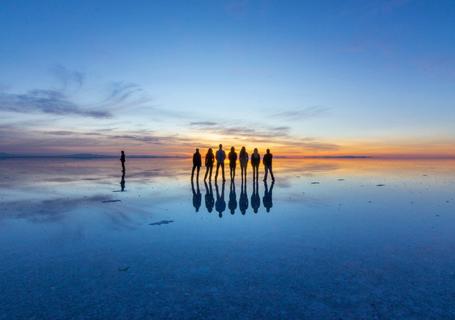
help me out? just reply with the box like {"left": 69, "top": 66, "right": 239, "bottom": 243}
{"left": 0, "top": 0, "right": 454, "bottom": 157}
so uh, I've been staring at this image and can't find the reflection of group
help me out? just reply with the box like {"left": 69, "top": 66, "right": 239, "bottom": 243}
{"left": 191, "top": 144, "right": 275, "bottom": 182}
{"left": 191, "top": 179, "right": 274, "bottom": 216}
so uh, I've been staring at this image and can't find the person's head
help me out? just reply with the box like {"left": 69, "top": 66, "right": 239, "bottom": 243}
{"left": 196, "top": 148, "right": 199, "bottom": 153}
{"left": 241, "top": 146, "right": 246, "bottom": 153}
{"left": 267, "top": 149, "right": 270, "bottom": 154}
{"left": 208, "top": 148, "right": 213, "bottom": 154}
{"left": 231, "top": 146, "right": 235, "bottom": 152}
{"left": 219, "top": 144, "right": 223, "bottom": 150}
{"left": 254, "top": 148, "right": 258, "bottom": 154}
{"left": 121, "top": 150, "right": 125, "bottom": 154}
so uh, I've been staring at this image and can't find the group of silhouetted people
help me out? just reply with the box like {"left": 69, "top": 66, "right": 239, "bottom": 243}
{"left": 191, "top": 178, "right": 274, "bottom": 217}
{"left": 191, "top": 144, "right": 275, "bottom": 182}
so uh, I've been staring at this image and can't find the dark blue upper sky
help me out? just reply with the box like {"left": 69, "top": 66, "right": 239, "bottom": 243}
{"left": 0, "top": 0, "right": 454, "bottom": 156}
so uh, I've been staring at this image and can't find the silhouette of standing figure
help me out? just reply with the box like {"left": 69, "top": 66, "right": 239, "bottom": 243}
{"left": 215, "top": 180, "right": 226, "bottom": 218}
{"left": 251, "top": 148, "right": 260, "bottom": 181}
{"left": 204, "top": 181, "right": 214, "bottom": 213}
{"left": 239, "top": 177, "right": 249, "bottom": 215}
{"left": 251, "top": 175, "right": 260, "bottom": 213}
{"left": 263, "top": 180, "right": 274, "bottom": 212}
{"left": 239, "top": 146, "right": 249, "bottom": 181}
{"left": 192, "top": 148, "right": 202, "bottom": 181}
{"left": 263, "top": 149, "right": 275, "bottom": 182}
{"left": 191, "top": 179, "right": 202, "bottom": 212}
{"left": 204, "top": 148, "right": 215, "bottom": 181}
{"left": 228, "top": 180, "right": 237, "bottom": 214}
{"left": 120, "top": 150, "right": 126, "bottom": 172}
{"left": 215, "top": 144, "right": 226, "bottom": 182}
{"left": 228, "top": 146, "right": 237, "bottom": 181}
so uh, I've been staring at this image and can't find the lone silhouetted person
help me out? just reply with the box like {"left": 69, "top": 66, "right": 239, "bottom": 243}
{"left": 263, "top": 180, "right": 274, "bottom": 212}
{"left": 192, "top": 179, "right": 202, "bottom": 212}
{"left": 215, "top": 180, "right": 226, "bottom": 218}
{"left": 239, "top": 178, "right": 249, "bottom": 215}
{"left": 263, "top": 149, "right": 275, "bottom": 182}
{"left": 228, "top": 146, "right": 237, "bottom": 181}
{"left": 215, "top": 144, "right": 226, "bottom": 182}
{"left": 192, "top": 148, "right": 202, "bottom": 181}
{"left": 204, "top": 181, "right": 214, "bottom": 213}
{"left": 204, "top": 148, "right": 215, "bottom": 181}
{"left": 239, "top": 146, "right": 249, "bottom": 180}
{"left": 120, "top": 150, "right": 126, "bottom": 172}
{"left": 228, "top": 180, "right": 237, "bottom": 214}
{"left": 251, "top": 148, "right": 260, "bottom": 181}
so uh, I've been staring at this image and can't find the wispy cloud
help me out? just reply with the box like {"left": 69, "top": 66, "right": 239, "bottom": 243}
{"left": 273, "top": 106, "right": 329, "bottom": 120}
{"left": 0, "top": 89, "right": 111, "bottom": 118}
{"left": 50, "top": 64, "right": 85, "bottom": 90}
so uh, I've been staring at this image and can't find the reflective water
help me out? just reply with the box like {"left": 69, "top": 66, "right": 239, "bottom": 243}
{"left": 1, "top": 158, "right": 455, "bottom": 319}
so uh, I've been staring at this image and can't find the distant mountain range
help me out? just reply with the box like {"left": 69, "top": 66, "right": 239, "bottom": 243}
{"left": 0, "top": 153, "right": 185, "bottom": 159}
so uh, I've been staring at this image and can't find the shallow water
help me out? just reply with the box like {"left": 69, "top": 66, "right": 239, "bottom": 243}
{"left": 1, "top": 158, "right": 454, "bottom": 319}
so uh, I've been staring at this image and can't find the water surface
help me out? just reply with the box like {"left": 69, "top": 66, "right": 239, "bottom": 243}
{"left": 1, "top": 158, "right": 454, "bottom": 319}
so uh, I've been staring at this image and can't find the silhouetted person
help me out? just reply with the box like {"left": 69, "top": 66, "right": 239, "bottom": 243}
{"left": 192, "top": 179, "right": 202, "bottom": 212}
{"left": 263, "top": 180, "right": 274, "bottom": 212}
{"left": 120, "top": 150, "right": 126, "bottom": 172}
{"left": 251, "top": 148, "right": 260, "bottom": 181}
{"left": 228, "top": 146, "right": 237, "bottom": 181}
{"left": 215, "top": 144, "right": 226, "bottom": 182}
{"left": 251, "top": 176, "right": 260, "bottom": 213}
{"left": 204, "top": 181, "right": 214, "bottom": 213}
{"left": 120, "top": 170, "right": 126, "bottom": 192}
{"left": 239, "top": 178, "right": 249, "bottom": 215}
{"left": 239, "top": 146, "right": 249, "bottom": 181}
{"left": 228, "top": 180, "right": 237, "bottom": 214}
{"left": 204, "top": 148, "right": 215, "bottom": 181}
{"left": 215, "top": 180, "right": 226, "bottom": 218}
{"left": 191, "top": 148, "right": 202, "bottom": 181}
{"left": 263, "top": 149, "right": 275, "bottom": 182}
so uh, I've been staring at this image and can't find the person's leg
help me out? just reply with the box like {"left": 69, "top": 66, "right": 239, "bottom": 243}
{"left": 204, "top": 166, "right": 209, "bottom": 180}
{"left": 209, "top": 166, "right": 213, "bottom": 180}
{"left": 270, "top": 166, "right": 275, "bottom": 181}
{"left": 232, "top": 166, "right": 235, "bottom": 180}
{"left": 263, "top": 166, "right": 268, "bottom": 181}
{"left": 215, "top": 163, "right": 220, "bottom": 180}
{"left": 196, "top": 166, "right": 200, "bottom": 180}
{"left": 222, "top": 163, "right": 225, "bottom": 181}
{"left": 191, "top": 165, "right": 196, "bottom": 180}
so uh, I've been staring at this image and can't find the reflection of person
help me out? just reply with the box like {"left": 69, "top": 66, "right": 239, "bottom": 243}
{"left": 263, "top": 149, "right": 275, "bottom": 182}
{"left": 204, "top": 181, "right": 214, "bottom": 213}
{"left": 251, "top": 148, "right": 260, "bottom": 181}
{"left": 192, "top": 179, "right": 202, "bottom": 212}
{"left": 228, "top": 180, "right": 237, "bottom": 214}
{"left": 191, "top": 148, "right": 202, "bottom": 181}
{"left": 239, "top": 177, "right": 248, "bottom": 215}
{"left": 120, "top": 170, "right": 126, "bottom": 192}
{"left": 263, "top": 181, "right": 274, "bottom": 212}
{"left": 215, "top": 180, "right": 226, "bottom": 218}
{"left": 251, "top": 176, "right": 260, "bottom": 213}
{"left": 120, "top": 150, "right": 126, "bottom": 172}
{"left": 228, "top": 146, "right": 237, "bottom": 181}
{"left": 239, "top": 146, "right": 249, "bottom": 180}
{"left": 215, "top": 144, "right": 226, "bottom": 182}
{"left": 204, "top": 148, "right": 215, "bottom": 181}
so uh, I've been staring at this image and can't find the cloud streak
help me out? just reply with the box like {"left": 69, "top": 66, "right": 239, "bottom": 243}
{"left": 273, "top": 106, "right": 329, "bottom": 120}
{"left": 0, "top": 89, "right": 111, "bottom": 118}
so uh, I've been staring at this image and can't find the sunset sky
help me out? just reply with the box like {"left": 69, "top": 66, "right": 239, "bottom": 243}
{"left": 0, "top": 0, "right": 454, "bottom": 157}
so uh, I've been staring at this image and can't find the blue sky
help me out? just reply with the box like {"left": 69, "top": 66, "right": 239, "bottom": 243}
{"left": 0, "top": 0, "right": 454, "bottom": 156}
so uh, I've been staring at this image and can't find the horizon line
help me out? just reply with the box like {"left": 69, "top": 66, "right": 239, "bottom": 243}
{"left": 2, "top": 153, "right": 455, "bottom": 160}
